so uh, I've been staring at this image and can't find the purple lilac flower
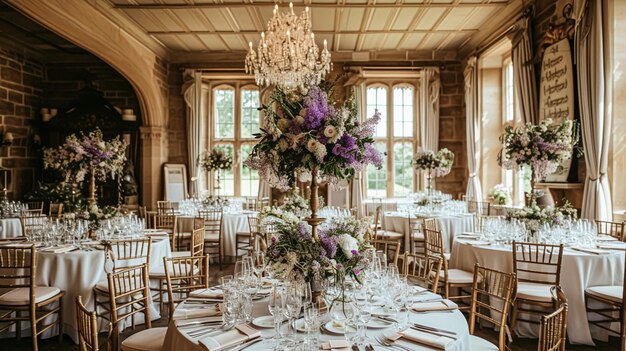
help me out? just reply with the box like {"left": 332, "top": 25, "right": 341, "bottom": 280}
{"left": 353, "top": 268, "right": 361, "bottom": 275}
{"left": 311, "top": 260, "right": 320, "bottom": 272}
{"left": 303, "top": 86, "right": 334, "bottom": 130}
{"left": 336, "top": 263, "right": 343, "bottom": 271}
{"left": 297, "top": 222, "right": 308, "bottom": 238}
{"left": 364, "top": 143, "right": 383, "bottom": 168}
{"left": 271, "top": 236, "right": 277, "bottom": 243}
{"left": 318, "top": 232, "right": 338, "bottom": 258}
{"left": 332, "top": 134, "right": 357, "bottom": 163}
{"left": 356, "top": 110, "right": 381, "bottom": 138}
{"left": 351, "top": 249, "right": 359, "bottom": 256}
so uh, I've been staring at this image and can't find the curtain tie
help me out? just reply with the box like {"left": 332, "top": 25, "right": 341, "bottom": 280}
{"left": 469, "top": 173, "right": 477, "bottom": 177}
{"left": 589, "top": 172, "right": 606, "bottom": 181}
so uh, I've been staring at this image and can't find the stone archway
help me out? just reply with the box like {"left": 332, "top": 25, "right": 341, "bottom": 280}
{"left": 5, "top": 0, "right": 169, "bottom": 207}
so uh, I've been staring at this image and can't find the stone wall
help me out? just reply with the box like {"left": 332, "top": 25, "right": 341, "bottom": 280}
{"left": 166, "top": 64, "right": 187, "bottom": 165}
{"left": 0, "top": 47, "right": 43, "bottom": 200}
{"left": 438, "top": 62, "right": 467, "bottom": 198}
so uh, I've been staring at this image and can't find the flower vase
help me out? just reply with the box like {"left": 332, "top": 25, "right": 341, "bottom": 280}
{"left": 305, "top": 168, "right": 325, "bottom": 241}
{"left": 425, "top": 170, "right": 434, "bottom": 196}
{"left": 214, "top": 169, "right": 221, "bottom": 196}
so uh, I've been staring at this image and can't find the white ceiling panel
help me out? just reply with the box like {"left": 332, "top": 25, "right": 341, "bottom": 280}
{"left": 461, "top": 8, "right": 496, "bottom": 29}
{"left": 339, "top": 8, "right": 365, "bottom": 31}
{"left": 398, "top": 33, "right": 426, "bottom": 50}
{"left": 219, "top": 34, "right": 247, "bottom": 50}
{"left": 337, "top": 34, "right": 358, "bottom": 51}
{"left": 437, "top": 7, "right": 474, "bottom": 30}
{"left": 150, "top": 10, "right": 187, "bottom": 31}
{"left": 360, "top": 34, "right": 385, "bottom": 51}
{"left": 170, "top": 10, "right": 212, "bottom": 31}
{"left": 200, "top": 9, "right": 235, "bottom": 31}
{"left": 196, "top": 34, "right": 229, "bottom": 51}
{"left": 414, "top": 8, "right": 446, "bottom": 30}
{"left": 368, "top": 9, "right": 393, "bottom": 31}
{"left": 381, "top": 33, "right": 403, "bottom": 50}
{"left": 311, "top": 8, "right": 336, "bottom": 31}
{"left": 420, "top": 33, "right": 447, "bottom": 50}
{"left": 390, "top": 9, "right": 420, "bottom": 31}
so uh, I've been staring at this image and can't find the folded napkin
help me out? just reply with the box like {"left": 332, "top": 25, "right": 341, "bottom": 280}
{"left": 412, "top": 299, "right": 458, "bottom": 312}
{"left": 468, "top": 241, "right": 491, "bottom": 246}
{"left": 144, "top": 231, "right": 169, "bottom": 237}
{"left": 199, "top": 324, "right": 261, "bottom": 351}
{"left": 570, "top": 247, "right": 610, "bottom": 255}
{"left": 388, "top": 328, "right": 454, "bottom": 350}
{"left": 320, "top": 340, "right": 351, "bottom": 351}
{"left": 190, "top": 288, "right": 223, "bottom": 299}
{"left": 173, "top": 304, "right": 222, "bottom": 320}
{"left": 39, "top": 245, "right": 76, "bottom": 253}
{"left": 598, "top": 243, "right": 626, "bottom": 250}
{"left": 0, "top": 241, "right": 32, "bottom": 247}
{"left": 409, "top": 293, "right": 442, "bottom": 303}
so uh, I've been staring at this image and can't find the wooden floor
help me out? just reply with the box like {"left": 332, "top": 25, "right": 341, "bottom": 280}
{"left": 3, "top": 262, "right": 621, "bottom": 351}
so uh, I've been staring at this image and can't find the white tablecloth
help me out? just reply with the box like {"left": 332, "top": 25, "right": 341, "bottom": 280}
{"left": 0, "top": 218, "right": 22, "bottom": 239}
{"left": 2, "top": 236, "right": 172, "bottom": 343}
{"left": 450, "top": 239, "right": 625, "bottom": 345}
{"left": 162, "top": 294, "right": 471, "bottom": 351}
{"left": 178, "top": 212, "right": 256, "bottom": 257}
{"left": 383, "top": 212, "right": 474, "bottom": 253}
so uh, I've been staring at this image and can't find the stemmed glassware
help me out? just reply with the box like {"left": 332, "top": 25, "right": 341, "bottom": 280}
{"left": 268, "top": 283, "right": 286, "bottom": 346}
{"left": 303, "top": 302, "right": 320, "bottom": 350}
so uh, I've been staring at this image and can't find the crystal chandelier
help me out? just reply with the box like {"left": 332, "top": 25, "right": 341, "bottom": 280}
{"left": 245, "top": 3, "right": 332, "bottom": 92}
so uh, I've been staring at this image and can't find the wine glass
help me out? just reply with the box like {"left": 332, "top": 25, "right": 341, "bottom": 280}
{"left": 268, "top": 284, "right": 286, "bottom": 344}
{"left": 285, "top": 284, "right": 304, "bottom": 344}
{"left": 252, "top": 251, "right": 266, "bottom": 278}
{"left": 303, "top": 302, "right": 320, "bottom": 350}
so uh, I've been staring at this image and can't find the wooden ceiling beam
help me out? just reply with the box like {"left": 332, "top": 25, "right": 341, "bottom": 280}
{"left": 113, "top": 3, "right": 510, "bottom": 10}
{"left": 147, "top": 29, "right": 479, "bottom": 35}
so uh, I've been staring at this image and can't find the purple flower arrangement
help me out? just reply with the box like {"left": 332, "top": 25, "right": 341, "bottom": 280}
{"left": 500, "top": 118, "right": 578, "bottom": 180}
{"left": 244, "top": 81, "right": 383, "bottom": 190}
{"left": 43, "top": 128, "right": 127, "bottom": 184}
{"left": 265, "top": 215, "right": 370, "bottom": 284}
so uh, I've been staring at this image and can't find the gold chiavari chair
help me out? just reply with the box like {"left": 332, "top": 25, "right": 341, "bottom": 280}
{"left": 424, "top": 228, "right": 474, "bottom": 309}
{"left": 538, "top": 303, "right": 568, "bottom": 351}
{"left": 468, "top": 264, "right": 516, "bottom": 351}
{"left": 510, "top": 241, "right": 564, "bottom": 331}
{"left": 467, "top": 200, "right": 491, "bottom": 217}
{"left": 408, "top": 216, "right": 425, "bottom": 254}
{"left": 152, "top": 213, "right": 178, "bottom": 251}
{"left": 94, "top": 238, "right": 152, "bottom": 323}
{"left": 199, "top": 209, "right": 223, "bottom": 269}
{"left": 26, "top": 201, "right": 43, "bottom": 210}
{"left": 163, "top": 255, "right": 210, "bottom": 320}
{"left": 0, "top": 244, "right": 65, "bottom": 351}
{"left": 595, "top": 220, "right": 625, "bottom": 241}
{"left": 235, "top": 216, "right": 257, "bottom": 258}
{"left": 402, "top": 251, "right": 442, "bottom": 292}
{"left": 76, "top": 296, "right": 111, "bottom": 351}
{"left": 107, "top": 264, "right": 167, "bottom": 351}
{"left": 156, "top": 200, "right": 174, "bottom": 215}
{"left": 584, "top": 261, "right": 625, "bottom": 341}
{"left": 19, "top": 214, "right": 46, "bottom": 240}
{"left": 372, "top": 206, "right": 404, "bottom": 243}
{"left": 20, "top": 208, "right": 43, "bottom": 217}
{"left": 48, "top": 203, "right": 64, "bottom": 219}
{"left": 260, "top": 197, "right": 270, "bottom": 209}
{"left": 245, "top": 196, "right": 259, "bottom": 211}
{"left": 373, "top": 239, "right": 401, "bottom": 269}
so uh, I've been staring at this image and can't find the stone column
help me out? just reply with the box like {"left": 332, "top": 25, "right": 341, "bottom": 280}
{"left": 140, "top": 126, "right": 168, "bottom": 209}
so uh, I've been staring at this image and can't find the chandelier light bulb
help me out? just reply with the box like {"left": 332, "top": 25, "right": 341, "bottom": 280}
{"left": 244, "top": 1, "right": 332, "bottom": 92}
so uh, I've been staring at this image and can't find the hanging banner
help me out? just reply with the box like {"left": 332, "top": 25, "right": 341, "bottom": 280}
{"left": 539, "top": 38, "right": 575, "bottom": 182}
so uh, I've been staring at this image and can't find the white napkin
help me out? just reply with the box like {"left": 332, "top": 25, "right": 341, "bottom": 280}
{"left": 190, "top": 288, "right": 224, "bottom": 299}
{"left": 320, "top": 340, "right": 351, "bottom": 351}
{"left": 388, "top": 328, "right": 454, "bottom": 349}
{"left": 412, "top": 299, "right": 458, "bottom": 312}
{"left": 468, "top": 241, "right": 491, "bottom": 246}
{"left": 173, "top": 304, "right": 222, "bottom": 320}
{"left": 199, "top": 324, "right": 261, "bottom": 351}
{"left": 598, "top": 243, "right": 626, "bottom": 250}
{"left": 39, "top": 245, "right": 76, "bottom": 253}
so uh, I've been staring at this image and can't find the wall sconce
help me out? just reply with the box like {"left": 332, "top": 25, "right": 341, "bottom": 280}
{"left": 0, "top": 132, "right": 13, "bottom": 147}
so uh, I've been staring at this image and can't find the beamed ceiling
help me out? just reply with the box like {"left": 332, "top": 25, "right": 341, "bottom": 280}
{"left": 92, "top": 0, "right": 524, "bottom": 64}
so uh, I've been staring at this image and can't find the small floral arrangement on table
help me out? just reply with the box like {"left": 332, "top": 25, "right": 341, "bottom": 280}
{"left": 499, "top": 118, "right": 578, "bottom": 180}
{"left": 202, "top": 195, "right": 229, "bottom": 209}
{"left": 244, "top": 80, "right": 383, "bottom": 190}
{"left": 281, "top": 194, "right": 310, "bottom": 218}
{"left": 506, "top": 201, "right": 578, "bottom": 231}
{"left": 412, "top": 148, "right": 455, "bottom": 177}
{"left": 43, "top": 128, "right": 128, "bottom": 183}
{"left": 199, "top": 147, "right": 233, "bottom": 172}
{"left": 488, "top": 184, "right": 511, "bottom": 205}
{"left": 266, "top": 216, "right": 370, "bottom": 285}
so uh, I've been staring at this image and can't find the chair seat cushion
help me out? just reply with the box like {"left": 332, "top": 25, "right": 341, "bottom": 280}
{"left": 149, "top": 263, "right": 197, "bottom": 278}
{"left": 204, "top": 233, "right": 220, "bottom": 242}
{"left": 379, "top": 231, "right": 404, "bottom": 240}
{"left": 516, "top": 282, "right": 554, "bottom": 302}
{"left": 411, "top": 231, "right": 424, "bottom": 240}
{"left": 95, "top": 280, "right": 109, "bottom": 292}
{"left": 439, "top": 269, "right": 474, "bottom": 284}
{"left": 121, "top": 326, "right": 167, "bottom": 351}
{"left": 585, "top": 285, "right": 623, "bottom": 304}
{"left": 469, "top": 335, "right": 499, "bottom": 351}
{"left": 0, "top": 286, "right": 62, "bottom": 305}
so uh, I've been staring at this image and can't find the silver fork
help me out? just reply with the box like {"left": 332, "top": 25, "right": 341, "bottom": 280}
{"left": 375, "top": 336, "right": 412, "bottom": 351}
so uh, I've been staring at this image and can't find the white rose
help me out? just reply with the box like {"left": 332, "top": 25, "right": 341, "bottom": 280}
{"left": 324, "top": 125, "right": 337, "bottom": 138}
{"left": 338, "top": 234, "right": 359, "bottom": 258}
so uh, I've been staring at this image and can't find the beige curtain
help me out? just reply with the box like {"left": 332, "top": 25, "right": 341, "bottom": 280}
{"left": 182, "top": 70, "right": 206, "bottom": 198}
{"left": 419, "top": 67, "right": 440, "bottom": 152}
{"left": 576, "top": 0, "right": 613, "bottom": 220}
{"left": 509, "top": 16, "right": 538, "bottom": 125}
{"left": 351, "top": 84, "right": 366, "bottom": 217}
{"left": 464, "top": 57, "right": 483, "bottom": 201}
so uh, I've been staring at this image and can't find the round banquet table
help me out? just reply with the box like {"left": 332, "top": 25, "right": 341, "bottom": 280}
{"left": 178, "top": 211, "right": 256, "bottom": 257}
{"left": 162, "top": 292, "right": 471, "bottom": 351}
{"left": 383, "top": 212, "right": 474, "bottom": 253}
{"left": 450, "top": 239, "right": 625, "bottom": 345}
{"left": 0, "top": 217, "right": 22, "bottom": 239}
{"left": 1, "top": 235, "right": 172, "bottom": 343}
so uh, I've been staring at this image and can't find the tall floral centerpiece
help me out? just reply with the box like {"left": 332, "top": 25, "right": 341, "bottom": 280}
{"left": 412, "top": 148, "right": 454, "bottom": 196}
{"left": 199, "top": 147, "right": 233, "bottom": 196}
{"left": 488, "top": 184, "right": 511, "bottom": 205}
{"left": 245, "top": 81, "right": 383, "bottom": 239}
{"left": 43, "top": 128, "right": 127, "bottom": 207}
{"left": 500, "top": 118, "right": 577, "bottom": 205}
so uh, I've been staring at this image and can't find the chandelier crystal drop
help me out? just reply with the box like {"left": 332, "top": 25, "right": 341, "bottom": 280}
{"left": 245, "top": 2, "right": 332, "bottom": 92}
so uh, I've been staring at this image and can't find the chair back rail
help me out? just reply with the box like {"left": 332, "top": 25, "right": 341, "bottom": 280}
{"left": 163, "top": 255, "right": 210, "bottom": 319}
{"left": 402, "top": 251, "right": 442, "bottom": 292}
{"left": 512, "top": 241, "right": 563, "bottom": 286}
{"left": 538, "top": 303, "right": 568, "bottom": 351}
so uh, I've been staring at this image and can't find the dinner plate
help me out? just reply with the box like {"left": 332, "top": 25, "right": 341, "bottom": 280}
{"left": 251, "top": 315, "right": 275, "bottom": 328}
{"left": 323, "top": 320, "right": 356, "bottom": 335}
{"left": 293, "top": 318, "right": 307, "bottom": 332}
{"left": 367, "top": 318, "right": 393, "bottom": 329}
{"left": 371, "top": 307, "right": 395, "bottom": 317}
